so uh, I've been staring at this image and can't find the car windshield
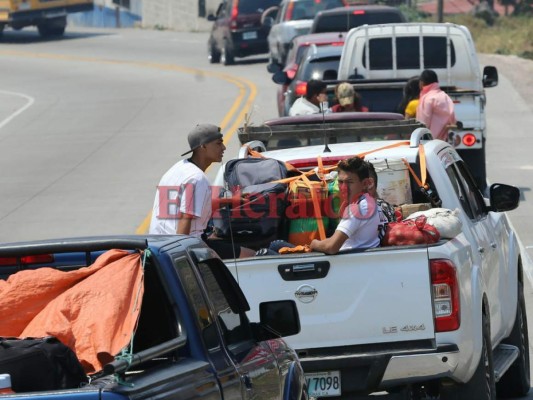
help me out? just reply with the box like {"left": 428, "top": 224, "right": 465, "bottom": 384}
{"left": 314, "top": 12, "right": 404, "bottom": 33}
{"left": 238, "top": 0, "right": 280, "bottom": 14}
{"left": 288, "top": 0, "right": 345, "bottom": 20}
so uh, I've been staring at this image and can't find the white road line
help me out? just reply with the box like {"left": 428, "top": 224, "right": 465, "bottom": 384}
{"left": 0, "top": 90, "right": 35, "bottom": 130}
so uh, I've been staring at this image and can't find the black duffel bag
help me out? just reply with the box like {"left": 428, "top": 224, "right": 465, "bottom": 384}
{"left": 213, "top": 157, "right": 289, "bottom": 240}
{"left": 0, "top": 336, "right": 88, "bottom": 393}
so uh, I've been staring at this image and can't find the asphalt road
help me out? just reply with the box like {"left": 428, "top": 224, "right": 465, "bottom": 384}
{"left": 0, "top": 27, "right": 533, "bottom": 398}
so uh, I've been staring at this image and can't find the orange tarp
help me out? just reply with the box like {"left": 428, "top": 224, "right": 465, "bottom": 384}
{"left": 0, "top": 249, "right": 144, "bottom": 374}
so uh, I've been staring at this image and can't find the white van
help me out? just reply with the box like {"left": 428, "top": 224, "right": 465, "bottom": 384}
{"left": 337, "top": 22, "right": 498, "bottom": 190}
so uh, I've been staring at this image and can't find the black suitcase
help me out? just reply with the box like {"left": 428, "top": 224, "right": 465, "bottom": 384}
{"left": 0, "top": 336, "right": 88, "bottom": 393}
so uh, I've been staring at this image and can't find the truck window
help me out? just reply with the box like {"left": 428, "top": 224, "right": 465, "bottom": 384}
{"left": 446, "top": 161, "right": 485, "bottom": 220}
{"left": 196, "top": 259, "right": 254, "bottom": 348}
{"left": 363, "top": 37, "right": 456, "bottom": 70}
{"left": 454, "top": 161, "right": 486, "bottom": 218}
{"left": 174, "top": 255, "right": 254, "bottom": 352}
{"left": 132, "top": 254, "right": 182, "bottom": 355}
{"left": 300, "top": 56, "right": 341, "bottom": 81}
{"left": 314, "top": 12, "right": 404, "bottom": 33}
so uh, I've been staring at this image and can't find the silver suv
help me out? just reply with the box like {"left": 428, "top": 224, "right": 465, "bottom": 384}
{"left": 263, "top": 0, "right": 347, "bottom": 66}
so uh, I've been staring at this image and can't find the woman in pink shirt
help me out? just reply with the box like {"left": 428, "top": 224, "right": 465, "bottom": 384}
{"left": 416, "top": 70, "right": 456, "bottom": 141}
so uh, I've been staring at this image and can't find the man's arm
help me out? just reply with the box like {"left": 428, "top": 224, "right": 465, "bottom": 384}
{"left": 176, "top": 213, "right": 195, "bottom": 235}
{"left": 310, "top": 230, "right": 348, "bottom": 255}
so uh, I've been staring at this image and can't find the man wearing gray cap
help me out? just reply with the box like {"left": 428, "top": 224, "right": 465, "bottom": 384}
{"left": 149, "top": 124, "right": 255, "bottom": 259}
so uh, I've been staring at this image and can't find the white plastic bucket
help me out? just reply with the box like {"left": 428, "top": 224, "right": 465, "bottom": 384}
{"left": 0, "top": 374, "right": 14, "bottom": 394}
{"left": 368, "top": 158, "right": 412, "bottom": 206}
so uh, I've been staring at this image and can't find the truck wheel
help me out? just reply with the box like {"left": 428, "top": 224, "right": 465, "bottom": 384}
{"left": 208, "top": 42, "right": 221, "bottom": 64}
{"left": 38, "top": 17, "right": 66, "bottom": 38}
{"left": 496, "top": 281, "right": 530, "bottom": 397}
{"left": 441, "top": 313, "right": 496, "bottom": 400}
{"left": 221, "top": 43, "right": 235, "bottom": 66}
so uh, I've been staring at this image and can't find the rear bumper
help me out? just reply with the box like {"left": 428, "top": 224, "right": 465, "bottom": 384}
{"left": 230, "top": 31, "right": 269, "bottom": 58}
{"left": 299, "top": 343, "right": 459, "bottom": 394}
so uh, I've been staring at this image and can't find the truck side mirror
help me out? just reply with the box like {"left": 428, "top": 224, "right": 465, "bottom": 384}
{"left": 489, "top": 183, "right": 520, "bottom": 212}
{"left": 259, "top": 300, "right": 301, "bottom": 338}
{"left": 483, "top": 66, "right": 498, "bottom": 88}
{"left": 267, "top": 62, "right": 282, "bottom": 74}
{"left": 272, "top": 70, "right": 290, "bottom": 85}
{"left": 207, "top": 14, "right": 216, "bottom": 21}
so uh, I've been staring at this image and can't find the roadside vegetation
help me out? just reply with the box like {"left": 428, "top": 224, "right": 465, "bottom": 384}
{"left": 400, "top": 7, "right": 533, "bottom": 60}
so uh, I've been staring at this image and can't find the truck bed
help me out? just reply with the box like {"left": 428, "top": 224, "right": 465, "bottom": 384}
{"left": 226, "top": 245, "right": 437, "bottom": 351}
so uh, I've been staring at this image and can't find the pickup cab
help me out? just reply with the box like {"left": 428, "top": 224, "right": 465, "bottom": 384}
{"left": 0, "top": 236, "right": 306, "bottom": 399}
{"left": 335, "top": 22, "right": 499, "bottom": 191}
{"left": 212, "top": 114, "right": 529, "bottom": 399}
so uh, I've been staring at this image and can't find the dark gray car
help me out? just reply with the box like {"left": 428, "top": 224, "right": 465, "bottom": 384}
{"left": 273, "top": 44, "right": 342, "bottom": 116}
{"left": 208, "top": 0, "right": 281, "bottom": 65}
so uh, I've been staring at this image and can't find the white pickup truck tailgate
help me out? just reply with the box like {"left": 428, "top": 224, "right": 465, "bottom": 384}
{"left": 228, "top": 247, "right": 435, "bottom": 349}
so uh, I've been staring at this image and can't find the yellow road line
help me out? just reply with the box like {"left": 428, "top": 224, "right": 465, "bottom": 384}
{"left": 1, "top": 49, "right": 258, "bottom": 234}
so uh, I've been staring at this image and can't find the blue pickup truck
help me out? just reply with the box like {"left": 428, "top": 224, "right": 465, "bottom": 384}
{"left": 0, "top": 236, "right": 307, "bottom": 399}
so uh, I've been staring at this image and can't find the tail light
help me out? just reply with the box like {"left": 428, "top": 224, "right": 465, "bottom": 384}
{"left": 462, "top": 133, "right": 477, "bottom": 146}
{"left": 353, "top": 10, "right": 365, "bottom": 15}
{"left": 286, "top": 1, "right": 294, "bottom": 20}
{"left": 230, "top": 0, "right": 239, "bottom": 29}
{"left": 294, "top": 81, "right": 307, "bottom": 96}
{"left": 286, "top": 65, "right": 298, "bottom": 80}
{"left": 431, "top": 259, "right": 460, "bottom": 332}
{"left": 0, "top": 254, "right": 54, "bottom": 267}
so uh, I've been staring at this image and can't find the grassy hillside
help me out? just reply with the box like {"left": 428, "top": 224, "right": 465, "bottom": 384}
{"left": 443, "top": 14, "right": 533, "bottom": 59}
{"left": 401, "top": 8, "right": 533, "bottom": 60}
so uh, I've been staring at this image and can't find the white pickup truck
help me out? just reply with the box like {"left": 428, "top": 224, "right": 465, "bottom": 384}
{"left": 213, "top": 114, "right": 529, "bottom": 399}
{"left": 335, "top": 23, "right": 499, "bottom": 191}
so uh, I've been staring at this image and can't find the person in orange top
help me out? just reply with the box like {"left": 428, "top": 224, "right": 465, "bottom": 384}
{"left": 398, "top": 77, "right": 420, "bottom": 119}
{"left": 416, "top": 70, "right": 456, "bottom": 141}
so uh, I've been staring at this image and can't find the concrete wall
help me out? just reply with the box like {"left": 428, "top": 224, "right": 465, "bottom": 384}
{"left": 142, "top": 0, "right": 220, "bottom": 32}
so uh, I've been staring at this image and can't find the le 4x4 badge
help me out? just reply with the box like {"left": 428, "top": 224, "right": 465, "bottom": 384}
{"left": 383, "top": 324, "right": 426, "bottom": 334}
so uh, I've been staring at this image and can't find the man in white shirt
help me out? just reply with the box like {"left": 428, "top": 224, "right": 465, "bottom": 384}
{"left": 150, "top": 123, "right": 255, "bottom": 259}
{"left": 289, "top": 79, "right": 328, "bottom": 116}
{"left": 310, "top": 157, "right": 384, "bottom": 254}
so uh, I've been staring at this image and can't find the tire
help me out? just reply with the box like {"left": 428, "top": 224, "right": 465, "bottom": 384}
{"left": 441, "top": 313, "right": 496, "bottom": 400}
{"left": 208, "top": 42, "right": 221, "bottom": 64}
{"left": 38, "top": 17, "right": 66, "bottom": 38}
{"left": 496, "top": 281, "right": 530, "bottom": 397}
{"left": 221, "top": 43, "right": 235, "bottom": 66}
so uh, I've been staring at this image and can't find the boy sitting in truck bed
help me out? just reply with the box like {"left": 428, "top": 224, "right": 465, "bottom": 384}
{"left": 263, "top": 157, "right": 387, "bottom": 256}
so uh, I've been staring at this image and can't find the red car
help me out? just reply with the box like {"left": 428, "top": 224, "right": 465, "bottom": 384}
{"left": 273, "top": 32, "right": 346, "bottom": 116}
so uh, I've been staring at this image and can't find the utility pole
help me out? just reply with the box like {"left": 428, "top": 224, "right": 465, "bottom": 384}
{"left": 437, "top": 0, "right": 444, "bottom": 22}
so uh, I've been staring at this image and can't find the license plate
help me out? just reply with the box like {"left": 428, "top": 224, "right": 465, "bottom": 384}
{"left": 306, "top": 371, "right": 341, "bottom": 397}
{"left": 242, "top": 31, "right": 257, "bottom": 40}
